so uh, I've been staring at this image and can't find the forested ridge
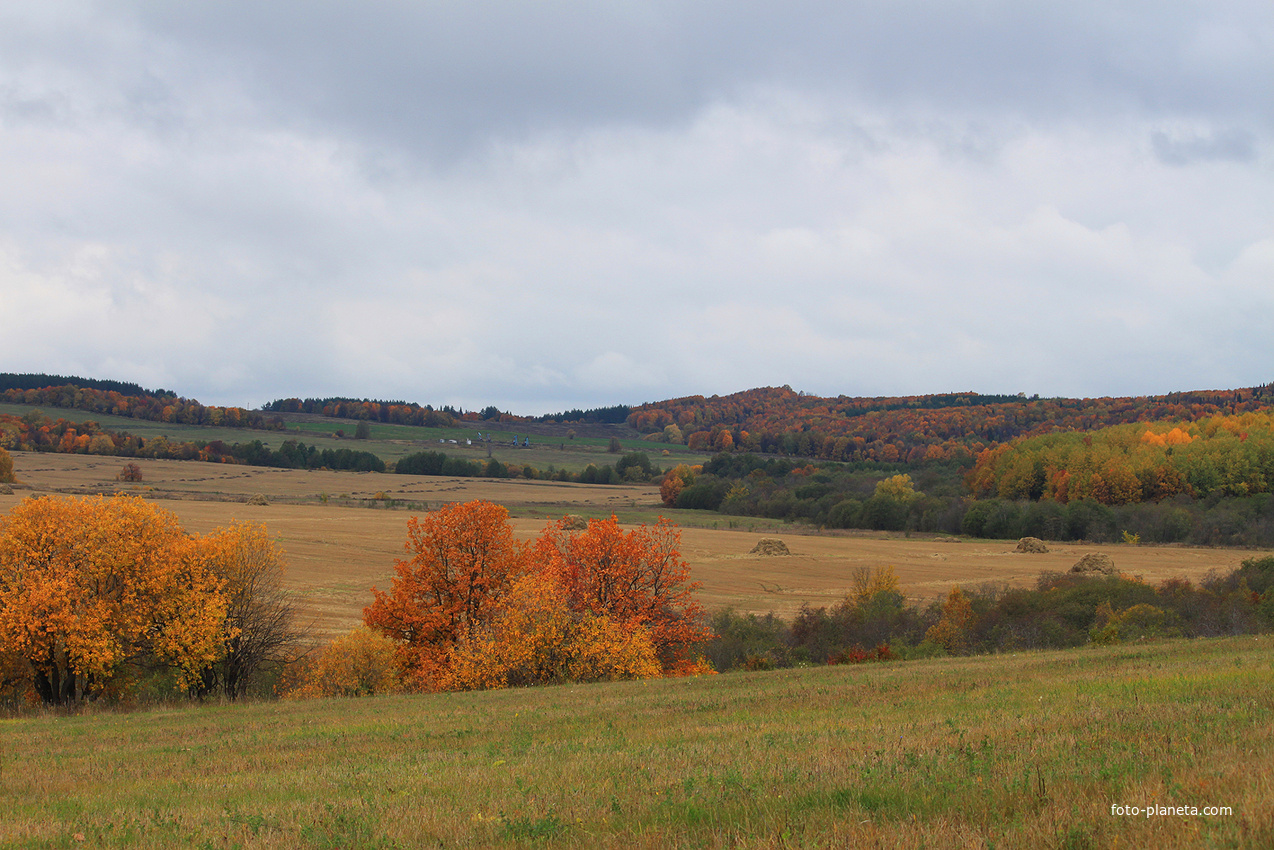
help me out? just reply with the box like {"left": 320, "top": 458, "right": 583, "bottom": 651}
{"left": 8, "top": 375, "right": 1273, "bottom": 466}
{"left": 7, "top": 374, "right": 1274, "bottom": 546}
{"left": 623, "top": 384, "right": 1274, "bottom": 463}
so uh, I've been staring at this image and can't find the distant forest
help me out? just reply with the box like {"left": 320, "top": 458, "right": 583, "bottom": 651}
{"left": 0, "top": 373, "right": 172, "bottom": 398}
{"left": 5, "top": 373, "right": 1274, "bottom": 546}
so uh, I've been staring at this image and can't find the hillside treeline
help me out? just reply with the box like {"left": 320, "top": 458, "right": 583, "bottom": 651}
{"left": 0, "top": 410, "right": 658, "bottom": 484}
{"left": 2, "top": 383, "right": 271, "bottom": 430}
{"left": 0, "top": 412, "right": 384, "bottom": 473}
{"left": 710, "top": 559, "right": 1274, "bottom": 671}
{"left": 626, "top": 384, "right": 1274, "bottom": 464}
{"left": 16, "top": 376, "right": 1274, "bottom": 473}
{"left": 0, "top": 373, "right": 168, "bottom": 397}
{"left": 664, "top": 450, "right": 1274, "bottom": 548}
{"left": 968, "top": 413, "right": 1274, "bottom": 504}
{"left": 395, "top": 449, "right": 659, "bottom": 485}
{"left": 263, "top": 396, "right": 459, "bottom": 427}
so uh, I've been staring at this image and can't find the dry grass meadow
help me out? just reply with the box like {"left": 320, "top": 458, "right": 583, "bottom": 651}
{"left": 2, "top": 453, "right": 1250, "bottom": 640}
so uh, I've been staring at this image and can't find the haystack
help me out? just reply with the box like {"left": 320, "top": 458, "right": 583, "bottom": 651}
{"left": 0, "top": 483, "right": 12, "bottom": 495}
{"left": 1015, "top": 537, "right": 1049, "bottom": 553}
{"left": 1070, "top": 552, "right": 1116, "bottom": 575}
{"left": 246, "top": 493, "right": 270, "bottom": 506}
{"left": 750, "top": 538, "right": 791, "bottom": 556}
{"left": 560, "top": 514, "right": 588, "bottom": 530}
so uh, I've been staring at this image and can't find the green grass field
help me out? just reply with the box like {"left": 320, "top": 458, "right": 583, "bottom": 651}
{"left": 0, "top": 403, "right": 705, "bottom": 473}
{"left": 3, "top": 635, "right": 1270, "bottom": 848}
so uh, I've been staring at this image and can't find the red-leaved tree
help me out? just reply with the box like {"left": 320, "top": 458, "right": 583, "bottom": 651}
{"left": 533, "top": 515, "right": 712, "bottom": 674}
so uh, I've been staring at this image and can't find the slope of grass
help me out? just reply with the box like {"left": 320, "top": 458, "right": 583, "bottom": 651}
{"left": 0, "top": 402, "right": 704, "bottom": 473}
{"left": 3, "top": 635, "right": 1270, "bottom": 848}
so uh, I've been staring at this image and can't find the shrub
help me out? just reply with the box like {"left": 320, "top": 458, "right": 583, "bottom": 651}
{"left": 284, "top": 627, "right": 401, "bottom": 698}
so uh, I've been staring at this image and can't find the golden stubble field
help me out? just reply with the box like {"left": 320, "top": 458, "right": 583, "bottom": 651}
{"left": 3, "top": 453, "right": 1256, "bottom": 640}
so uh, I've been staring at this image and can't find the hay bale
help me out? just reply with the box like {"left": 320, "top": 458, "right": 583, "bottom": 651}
{"left": 750, "top": 538, "right": 791, "bottom": 556}
{"left": 1015, "top": 537, "right": 1049, "bottom": 553}
{"left": 1070, "top": 552, "right": 1116, "bottom": 576}
{"left": 0, "top": 483, "right": 12, "bottom": 495}
{"left": 560, "top": 514, "right": 588, "bottom": 530}
{"left": 246, "top": 493, "right": 270, "bottom": 506}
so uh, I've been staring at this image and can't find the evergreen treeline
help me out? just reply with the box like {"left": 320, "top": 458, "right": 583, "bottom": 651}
{"left": 262, "top": 397, "right": 459, "bottom": 428}
{"left": 0, "top": 373, "right": 169, "bottom": 397}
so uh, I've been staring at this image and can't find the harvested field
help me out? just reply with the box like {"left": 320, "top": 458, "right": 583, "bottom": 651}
{"left": 2, "top": 453, "right": 1255, "bottom": 640}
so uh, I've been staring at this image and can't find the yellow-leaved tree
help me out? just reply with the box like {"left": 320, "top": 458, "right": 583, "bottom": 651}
{"left": 925, "top": 586, "right": 975, "bottom": 655}
{"left": 193, "top": 522, "right": 305, "bottom": 700}
{"left": 0, "top": 495, "right": 228, "bottom": 704}
{"left": 284, "top": 627, "right": 402, "bottom": 699}
{"left": 441, "top": 571, "right": 661, "bottom": 691}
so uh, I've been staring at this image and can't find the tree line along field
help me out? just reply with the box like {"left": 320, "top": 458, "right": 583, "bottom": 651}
{"left": 1, "top": 453, "right": 1247, "bottom": 642}
{"left": 1, "top": 634, "right": 1269, "bottom": 848}
{"left": 0, "top": 401, "right": 704, "bottom": 473}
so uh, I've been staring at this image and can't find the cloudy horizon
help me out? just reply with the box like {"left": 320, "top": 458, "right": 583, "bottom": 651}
{"left": 2, "top": 1, "right": 1270, "bottom": 415}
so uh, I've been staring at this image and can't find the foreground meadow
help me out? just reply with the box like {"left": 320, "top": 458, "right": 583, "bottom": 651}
{"left": 2, "top": 635, "right": 1271, "bottom": 849}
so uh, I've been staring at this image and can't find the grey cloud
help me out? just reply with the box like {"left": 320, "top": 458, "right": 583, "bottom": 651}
{"left": 126, "top": 1, "right": 1273, "bottom": 163}
{"left": 1151, "top": 127, "right": 1258, "bottom": 165}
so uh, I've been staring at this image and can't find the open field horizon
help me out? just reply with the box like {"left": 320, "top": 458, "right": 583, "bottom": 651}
{"left": 2, "top": 453, "right": 1255, "bottom": 640}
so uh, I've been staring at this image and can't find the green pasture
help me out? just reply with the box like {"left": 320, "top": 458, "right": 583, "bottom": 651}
{"left": 3, "top": 635, "right": 1270, "bottom": 848}
{"left": 0, "top": 403, "right": 705, "bottom": 473}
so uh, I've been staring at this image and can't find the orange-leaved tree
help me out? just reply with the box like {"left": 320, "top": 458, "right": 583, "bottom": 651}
{"left": 363, "top": 499, "right": 528, "bottom": 689}
{"left": 533, "top": 515, "right": 712, "bottom": 674}
{"left": 440, "top": 570, "right": 661, "bottom": 691}
{"left": 0, "top": 495, "right": 228, "bottom": 704}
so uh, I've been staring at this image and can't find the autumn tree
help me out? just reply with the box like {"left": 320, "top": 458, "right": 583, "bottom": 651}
{"left": 193, "top": 523, "right": 305, "bottom": 700}
{"left": 284, "top": 627, "right": 401, "bottom": 699}
{"left": 660, "top": 464, "right": 700, "bottom": 507}
{"left": 849, "top": 565, "right": 900, "bottom": 606}
{"left": 925, "top": 586, "right": 975, "bottom": 655}
{"left": 0, "top": 495, "right": 227, "bottom": 704}
{"left": 363, "top": 500, "right": 529, "bottom": 689}
{"left": 0, "top": 447, "right": 13, "bottom": 484}
{"left": 533, "top": 515, "right": 712, "bottom": 674}
{"left": 440, "top": 571, "right": 661, "bottom": 691}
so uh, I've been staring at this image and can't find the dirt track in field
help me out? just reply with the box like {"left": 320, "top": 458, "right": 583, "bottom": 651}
{"left": 3, "top": 453, "right": 1257, "bottom": 639}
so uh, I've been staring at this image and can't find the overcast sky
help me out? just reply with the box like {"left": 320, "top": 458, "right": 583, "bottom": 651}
{"left": 1, "top": 2, "right": 1270, "bottom": 414}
